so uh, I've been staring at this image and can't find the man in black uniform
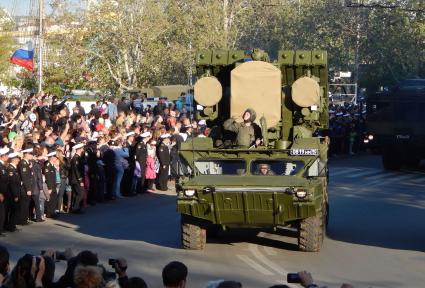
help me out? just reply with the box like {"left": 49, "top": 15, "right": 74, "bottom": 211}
{"left": 157, "top": 134, "right": 171, "bottom": 191}
{"left": 134, "top": 131, "right": 151, "bottom": 194}
{"left": 44, "top": 152, "right": 59, "bottom": 218}
{"left": 6, "top": 152, "right": 22, "bottom": 232}
{"left": 86, "top": 140, "right": 99, "bottom": 205}
{"left": 0, "top": 147, "right": 9, "bottom": 236}
{"left": 102, "top": 141, "right": 116, "bottom": 200}
{"left": 170, "top": 128, "right": 184, "bottom": 180}
{"left": 18, "top": 147, "right": 34, "bottom": 225}
{"left": 69, "top": 143, "right": 85, "bottom": 214}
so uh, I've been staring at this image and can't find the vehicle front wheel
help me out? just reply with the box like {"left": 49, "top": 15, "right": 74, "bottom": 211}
{"left": 181, "top": 215, "right": 206, "bottom": 250}
{"left": 298, "top": 202, "right": 326, "bottom": 252}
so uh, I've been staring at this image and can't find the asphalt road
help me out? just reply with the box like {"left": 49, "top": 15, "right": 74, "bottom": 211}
{"left": 2, "top": 154, "right": 425, "bottom": 288}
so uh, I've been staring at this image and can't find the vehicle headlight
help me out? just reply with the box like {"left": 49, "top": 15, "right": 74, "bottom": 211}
{"left": 184, "top": 189, "right": 196, "bottom": 197}
{"left": 368, "top": 135, "right": 374, "bottom": 140}
{"left": 295, "top": 189, "right": 307, "bottom": 199}
{"left": 363, "top": 139, "right": 369, "bottom": 144}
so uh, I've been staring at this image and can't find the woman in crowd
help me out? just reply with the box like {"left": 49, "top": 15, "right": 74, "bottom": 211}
{"left": 56, "top": 149, "right": 71, "bottom": 213}
{"left": 145, "top": 141, "right": 157, "bottom": 193}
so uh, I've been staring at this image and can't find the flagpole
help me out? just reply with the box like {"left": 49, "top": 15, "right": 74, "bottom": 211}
{"left": 38, "top": 0, "right": 43, "bottom": 92}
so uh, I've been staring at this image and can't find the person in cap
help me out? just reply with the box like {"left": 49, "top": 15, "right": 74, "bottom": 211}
{"left": 133, "top": 131, "right": 151, "bottom": 194}
{"left": 156, "top": 134, "right": 171, "bottom": 191}
{"left": 18, "top": 146, "right": 34, "bottom": 225}
{"left": 223, "top": 108, "right": 262, "bottom": 148}
{"left": 0, "top": 147, "right": 9, "bottom": 236}
{"left": 69, "top": 143, "right": 85, "bottom": 213}
{"left": 43, "top": 151, "right": 59, "bottom": 218}
{"left": 6, "top": 152, "right": 22, "bottom": 232}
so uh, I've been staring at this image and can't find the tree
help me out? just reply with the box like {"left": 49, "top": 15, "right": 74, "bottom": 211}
{"left": 0, "top": 8, "right": 17, "bottom": 86}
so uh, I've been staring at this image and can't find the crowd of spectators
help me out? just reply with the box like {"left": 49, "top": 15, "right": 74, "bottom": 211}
{"left": 0, "top": 91, "right": 207, "bottom": 237}
{"left": 0, "top": 92, "right": 359, "bottom": 287}
{"left": 328, "top": 102, "right": 367, "bottom": 156}
{"left": 0, "top": 245, "right": 352, "bottom": 288}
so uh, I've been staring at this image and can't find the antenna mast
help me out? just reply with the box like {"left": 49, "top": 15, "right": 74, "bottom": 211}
{"left": 38, "top": 0, "right": 43, "bottom": 92}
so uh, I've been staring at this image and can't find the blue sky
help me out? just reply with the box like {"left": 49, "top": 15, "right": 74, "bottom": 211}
{"left": 0, "top": 0, "right": 34, "bottom": 16}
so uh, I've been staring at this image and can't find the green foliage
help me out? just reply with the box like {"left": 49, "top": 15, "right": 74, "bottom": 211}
{"left": 0, "top": 8, "right": 17, "bottom": 85}
{"left": 42, "top": 0, "right": 425, "bottom": 94}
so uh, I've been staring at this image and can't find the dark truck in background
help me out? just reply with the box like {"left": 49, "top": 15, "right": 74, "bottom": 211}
{"left": 366, "top": 79, "right": 425, "bottom": 170}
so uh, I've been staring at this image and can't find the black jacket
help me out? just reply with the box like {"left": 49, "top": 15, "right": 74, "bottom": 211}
{"left": 31, "top": 160, "right": 44, "bottom": 195}
{"left": 18, "top": 159, "right": 33, "bottom": 194}
{"left": 0, "top": 161, "right": 8, "bottom": 200}
{"left": 44, "top": 161, "right": 57, "bottom": 193}
{"left": 7, "top": 164, "right": 21, "bottom": 199}
{"left": 157, "top": 143, "right": 170, "bottom": 166}
{"left": 135, "top": 141, "right": 147, "bottom": 166}
{"left": 69, "top": 154, "right": 84, "bottom": 185}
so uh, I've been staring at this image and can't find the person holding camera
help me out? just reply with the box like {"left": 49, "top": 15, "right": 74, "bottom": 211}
{"left": 2, "top": 254, "right": 46, "bottom": 288}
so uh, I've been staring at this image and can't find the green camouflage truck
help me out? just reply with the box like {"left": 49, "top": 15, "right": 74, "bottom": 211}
{"left": 366, "top": 79, "right": 425, "bottom": 170}
{"left": 177, "top": 49, "right": 329, "bottom": 251}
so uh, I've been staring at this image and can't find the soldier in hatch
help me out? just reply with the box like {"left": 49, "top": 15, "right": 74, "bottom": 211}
{"left": 223, "top": 108, "right": 262, "bottom": 148}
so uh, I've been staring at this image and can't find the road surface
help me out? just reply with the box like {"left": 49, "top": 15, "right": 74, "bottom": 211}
{"left": 2, "top": 154, "right": 425, "bottom": 287}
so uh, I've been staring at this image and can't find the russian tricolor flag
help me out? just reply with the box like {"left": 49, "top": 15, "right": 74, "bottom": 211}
{"left": 10, "top": 42, "right": 34, "bottom": 71}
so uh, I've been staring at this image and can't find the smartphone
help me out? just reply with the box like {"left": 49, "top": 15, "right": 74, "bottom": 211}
{"left": 287, "top": 273, "right": 301, "bottom": 283}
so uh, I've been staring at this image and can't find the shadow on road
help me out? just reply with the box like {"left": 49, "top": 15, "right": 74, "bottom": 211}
{"left": 55, "top": 192, "right": 182, "bottom": 249}
{"left": 208, "top": 228, "right": 299, "bottom": 251}
{"left": 327, "top": 169, "right": 425, "bottom": 252}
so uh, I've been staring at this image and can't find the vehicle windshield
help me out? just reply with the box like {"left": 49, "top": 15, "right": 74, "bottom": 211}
{"left": 251, "top": 160, "right": 304, "bottom": 176}
{"left": 194, "top": 159, "right": 246, "bottom": 175}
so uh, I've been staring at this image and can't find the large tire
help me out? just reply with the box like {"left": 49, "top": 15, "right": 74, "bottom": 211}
{"left": 298, "top": 202, "right": 326, "bottom": 252}
{"left": 206, "top": 224, "right": 221, "bottom": 239}
{"left": 382, "top": 148, "right": 402, "bottom": 170}
{"left": 181, "top": 216, "right": 206, "bottom": 250}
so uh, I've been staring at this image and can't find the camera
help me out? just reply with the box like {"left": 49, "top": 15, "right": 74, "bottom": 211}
{"left": 41, "top": 250, "right": 67, "bottom": 261}
{"left": 108, "top": 258, "right": 117, "bottom": 267}
{"left": 287, "top": 273, "right": 301, "bottom": 283}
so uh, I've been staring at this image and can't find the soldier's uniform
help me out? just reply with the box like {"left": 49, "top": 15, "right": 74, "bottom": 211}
{"left": 0, "top": 159, "right": 7, "bottom": 235}
{"left": 135, "top": 140, "right": 148, "bottom": 193}
{"left": 157, "top": 141, "right": 170, "bottom": 191}
{"left": 69, "top": 152, "right": 84, "bottom": 212}
{"left": 44, "top": 160, "right": 58, "bottom": 217}
{"left": 6, "top": 162, "right": 21, "bottom": 231}
{"left": 86, "top": 145, "right": 99, "bottom": 204}
{"left": 18, "top": 158, "right": 33, "bottom": 224}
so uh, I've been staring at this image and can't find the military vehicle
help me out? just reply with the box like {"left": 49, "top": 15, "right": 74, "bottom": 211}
{"left": 366, "top": 79, "right": 425, "bottom": 170}
{"left": 176, "top": 49, "right": 329, "bottom": 252}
